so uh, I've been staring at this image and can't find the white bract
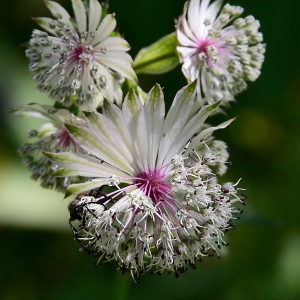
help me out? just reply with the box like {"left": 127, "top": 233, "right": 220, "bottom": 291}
{"left": 176, "top": 0, "right": 265, "bottom": 106}
{"left": 45, "top": 82, "right": 245, "bottom": 279}
{"left": 26, "top": 0, "right": 137, "bottom": 108}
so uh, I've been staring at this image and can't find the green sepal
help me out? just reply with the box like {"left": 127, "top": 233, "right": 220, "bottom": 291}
{"left": 133, "top": 32, "right": 179, "bottom": 74}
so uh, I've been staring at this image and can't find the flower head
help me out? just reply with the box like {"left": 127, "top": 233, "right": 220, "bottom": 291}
{"left": 15, "top": 104, "right": 87, "bottom": 191}
{"left": 44, "top": 82, "right": 245, "bottom": 279}
{"left": 26, "top": 0, "right": 137, "bottom": 108}
{"left": 176, "top": 0, "right": 266, "bottom": 106}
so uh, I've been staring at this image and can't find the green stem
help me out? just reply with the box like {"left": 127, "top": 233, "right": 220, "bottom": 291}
{"left": 114, "top": 271, "right": 132, "bottom": 300}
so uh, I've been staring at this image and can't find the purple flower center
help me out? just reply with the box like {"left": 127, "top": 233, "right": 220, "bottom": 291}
{"left": 196, "top": 38, "right": 214, "bottom": 54}
{"left": 58, "top": 128, "right": 81, "bottom": 151}
{"left": 69, "top": 44, "right": 95, "bottom": 65}
{"left": 134, "top": 170, "right": 171, "bottom": 204}
{"left": 195, "top": 37, "right": 229, "bottom": 67}
{"left": 73, "top": 46, "right": 85, "bottom": 60}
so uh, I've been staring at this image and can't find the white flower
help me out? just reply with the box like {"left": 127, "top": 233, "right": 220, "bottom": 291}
{"left": 15, "top": 104, "right": 87, "bottom": 191}
{"left": 44, "top": 82, "right": 245, "bottom": 279}
{"left": 26, "top": 0, "right": 137, "bottom": 108}
{"left": 176, "top": 0, "right": 266, "bottom": 106}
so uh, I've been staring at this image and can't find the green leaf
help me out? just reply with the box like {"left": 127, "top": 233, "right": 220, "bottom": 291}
{"left": 133, "top": 32, "right": 179, "bottom": 74}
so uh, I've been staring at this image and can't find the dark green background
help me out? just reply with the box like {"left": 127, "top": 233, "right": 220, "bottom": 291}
{"left": 0, "top": 0, "right": 299, "bottom": 299}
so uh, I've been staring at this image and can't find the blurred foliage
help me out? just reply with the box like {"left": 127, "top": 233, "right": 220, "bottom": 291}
{"left": 0, "top": 0, "right": 300, "bottom": 299}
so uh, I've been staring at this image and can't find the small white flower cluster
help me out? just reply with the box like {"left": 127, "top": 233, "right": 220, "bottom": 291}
{"left": 176, "top": 0, "right": 266, "bottom": 105}
{"left": 26, "top": 0, "right": 136, "bottom": 108}
{"left": 15, "top": 104, "right": 86, "bottom": 191}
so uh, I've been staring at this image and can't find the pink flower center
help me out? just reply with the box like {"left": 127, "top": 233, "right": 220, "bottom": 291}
{"left": 196, "top": 38, "right": 214, "bottom": 54}
{"left": 58, "top": 128, "right": 81, "bottom": 151}
{"left": 69, "top": 44, "right": 94, "bottom": 65}
{"left": 73, "top": 46, "right": 85, "bottom": 60}
{"left": 134, "top": 170, "right": 171, "bottom": 204}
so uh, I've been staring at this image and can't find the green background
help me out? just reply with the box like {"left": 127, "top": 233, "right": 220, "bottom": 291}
{"left": 0, "top": 0, "right": 299, "bottom": 299}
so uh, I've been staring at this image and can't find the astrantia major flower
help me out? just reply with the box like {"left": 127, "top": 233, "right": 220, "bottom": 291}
{"left": 176, "top": 0, "right": 266, "bottom": 106}
{"left": 15, "top": 104, "right": 87, "bottom": 191}
{"left": 26, "top": 0, "right": 137, "bottom": 108}
{"left": 44, "top": 82, "right": 245, "bottom": 279}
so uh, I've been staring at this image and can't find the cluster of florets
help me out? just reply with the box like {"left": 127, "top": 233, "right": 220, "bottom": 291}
{"left": 69, "top": 140, "right": 245, "bottom": 279}
{"left": 176, "top": 1, "right": 266, "bottom": 105}
{"left": 16, "top": 105, "right": 86, "bottom": 191}
{"left": 26, "top": 0, "right": 136, "bottom": 108}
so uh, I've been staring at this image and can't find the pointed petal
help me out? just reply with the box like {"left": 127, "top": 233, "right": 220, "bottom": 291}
{"left": 144, "top": 84, "right": 165, "bottom": 170}
{"left": 88, "top": 0, "right": 102, "bottom": 31}
{"left": 13, "top": 104, "right": 65, "bottom": 129}
{"left": 35, "top": 17, "right": 57, "bottom": 35}
{"left": 45, "top": 1, "right": 75, "bottom": 31}
{"left": 177, "top": 28, "right": 197, "bottom": 47}
{"left": 122, "top": 89, "right": 148, "bottom": 172}
{"left": 187, "top": 0, "right": 202, "bottom": 36}
{"left": 84, "top": 108, "right": 138, "bottom": 173}
{"left": 72, "top": 0, "right": 87, "bottom": 32}
{"left": 177, "top": 46, "right": 197, "bottom": 60}
{"left": 97, "top": 36, "right": 130, "bottom": 51}
{"left": 101, "top": 102, "right": 138, "bottom": 170}
{"left": 92, "top": 14, "right": 116, "bottom": 46}
{"left": 95, "top": 52, "right": 136, "bottom": 81}
{"left": 186, "top": 118, "right": 236, "bottom": 155}
{"left": 112, "top": 80, "right": 123, "bottom": 106}
{"left": 65, "top": 123, "right": 135, "bottom": 175}
{"left": 162, "top": 100, "right": 222, "bottom": 165}
{"left": 197, "top": 0, "right": 211, "bottom": 36}
{"left": 207, "top": 0, "right": 223, "bottom": 22}
{"left": 157, "top": 81, "right": 197, "bottom": 166}
{"left": 13, "top": 104, "right": 51, "bottom": 120}
{"left": 44, "top": 151, "right": 128, "bottom": 178}
{"left": 65, "top": 179, "right": 111, "bottom": 198}
{"left": 180, "top": 13, "right": 197, "bottom": 42}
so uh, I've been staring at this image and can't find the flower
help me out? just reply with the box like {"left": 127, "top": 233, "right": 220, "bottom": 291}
{"left": 26, "top": 0, "right": 137, "bottom": 108}
{"left": 176, "top": 0, "right": 266, "bottom": 106}
{"left": 44, "top": 81, "right": 245, "bottom": 279}
{"left": 15, "top": 104, "right": 87, "bottom": 191}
